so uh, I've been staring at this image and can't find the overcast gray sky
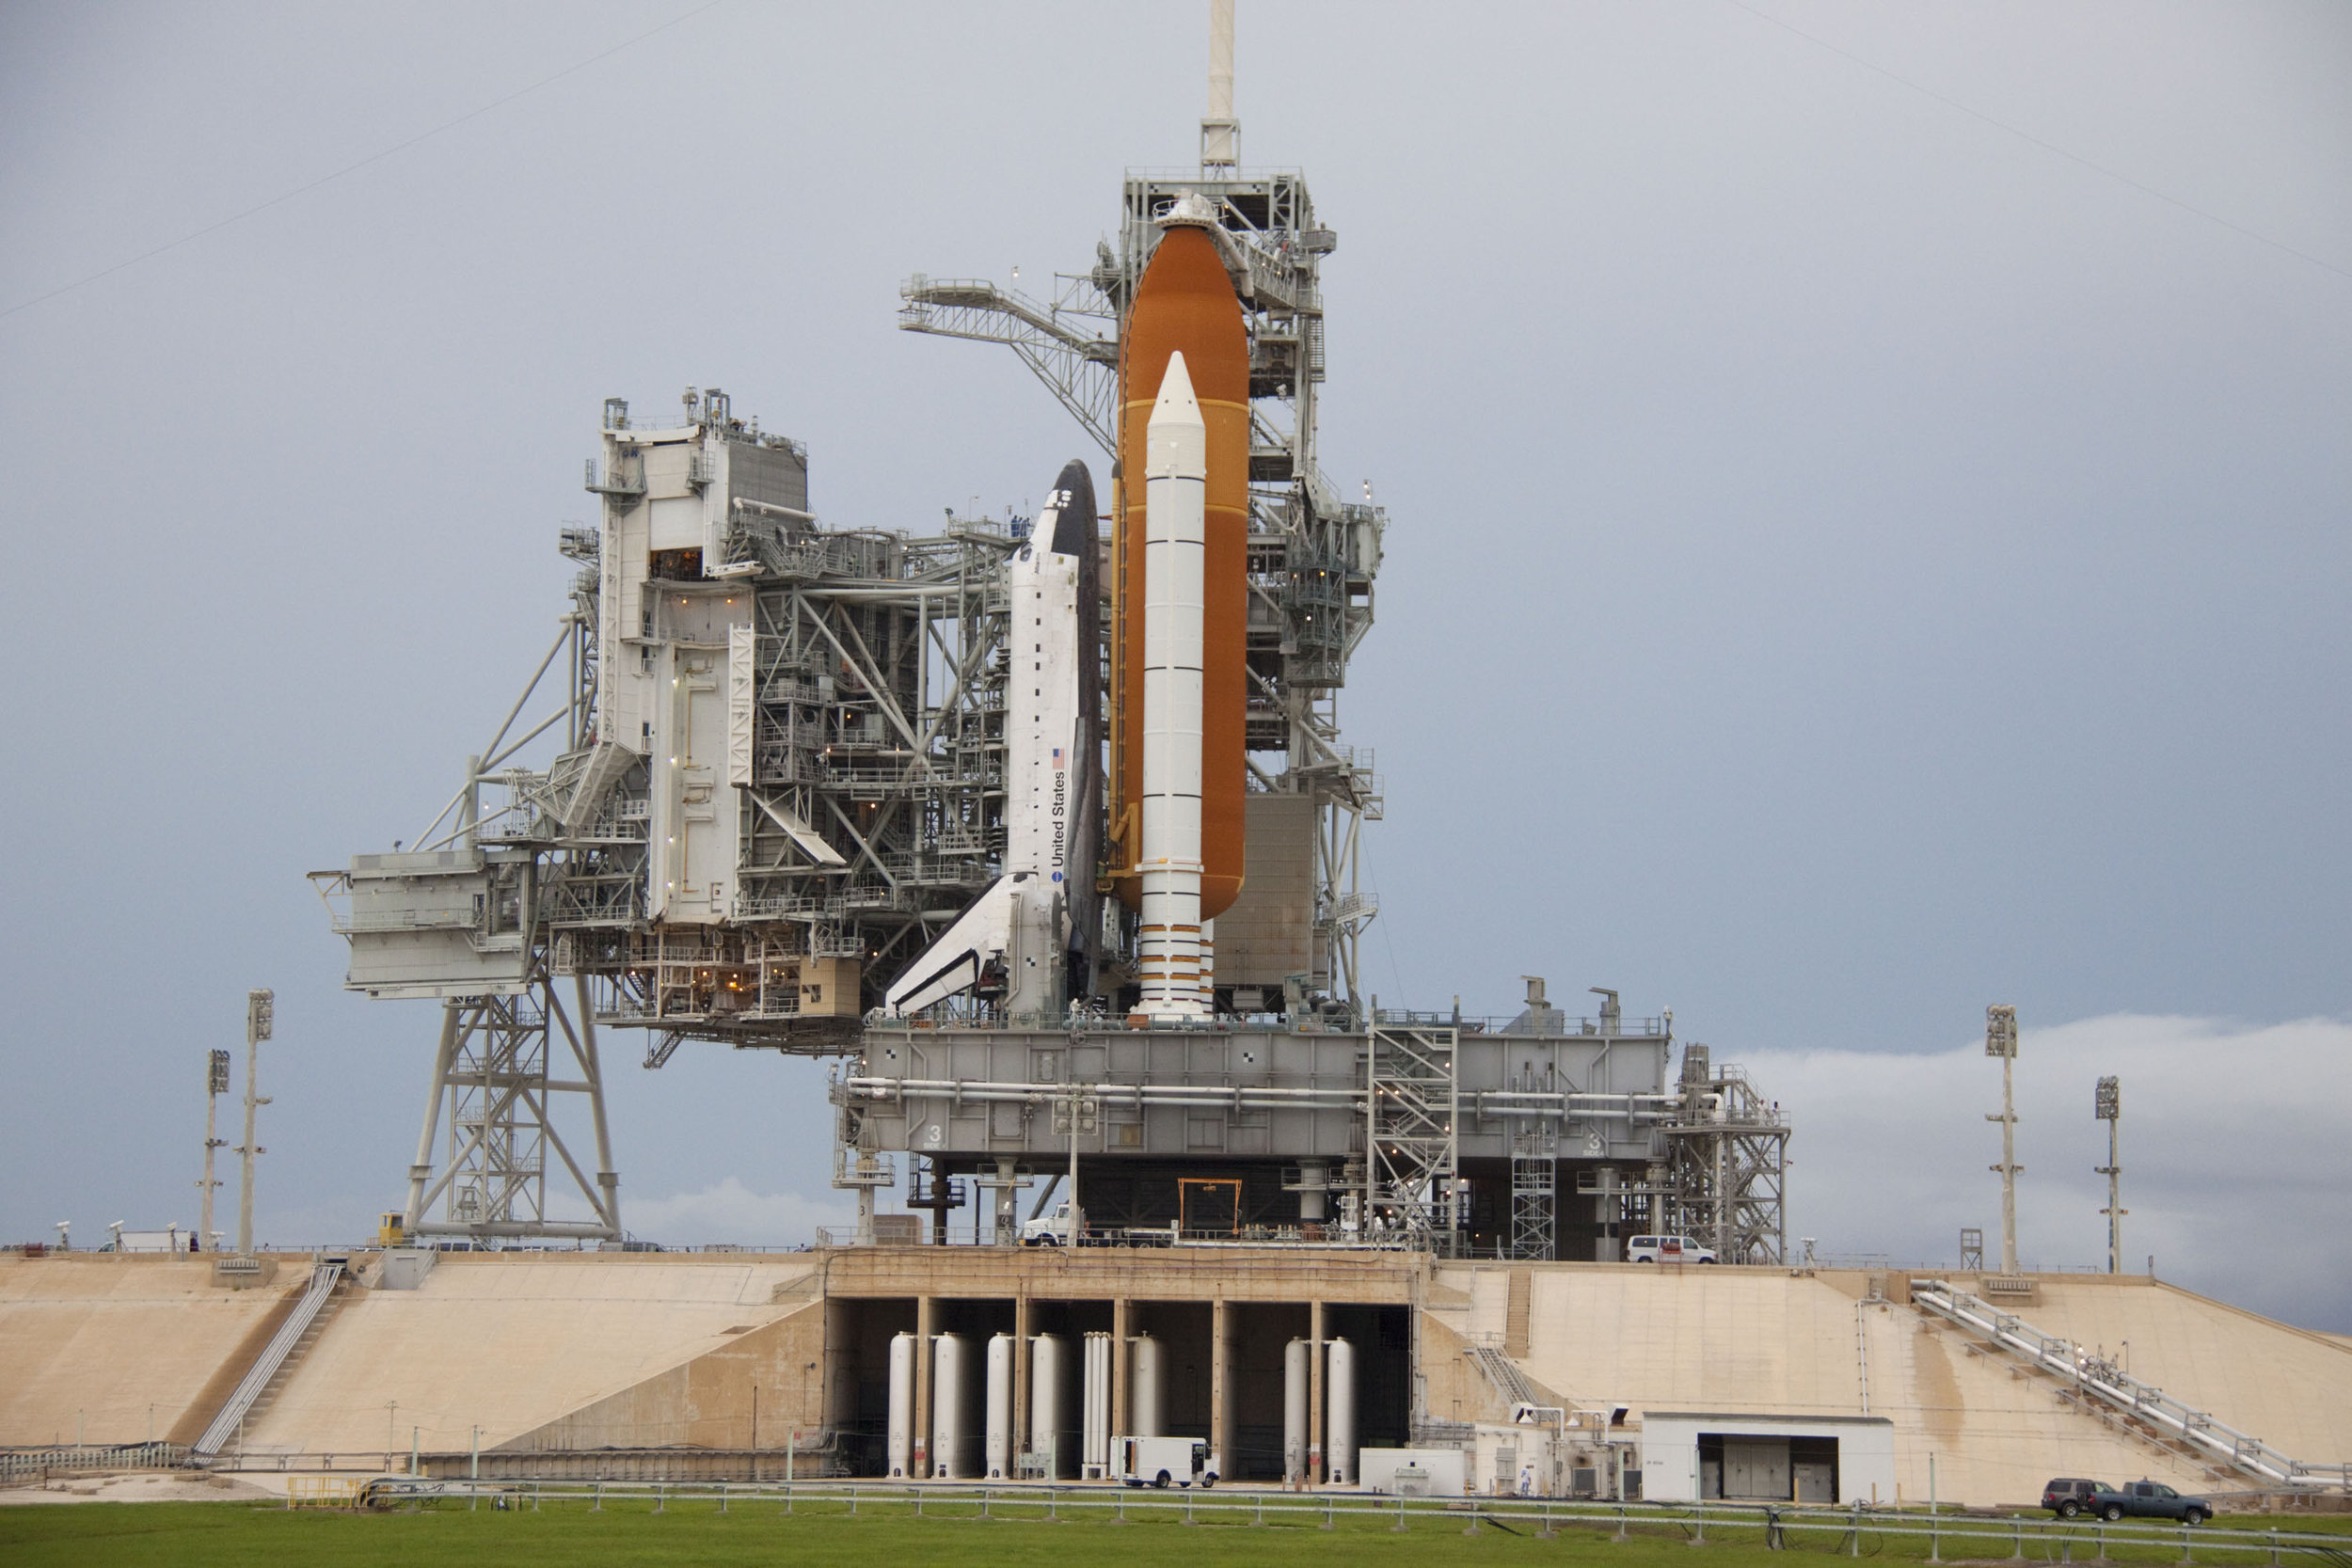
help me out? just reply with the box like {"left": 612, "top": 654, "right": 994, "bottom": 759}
{"left": 3, "top": 3, "right": 2345, "bottom": 1329}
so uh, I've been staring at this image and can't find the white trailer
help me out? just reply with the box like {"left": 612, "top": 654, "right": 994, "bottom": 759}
{"left": 1359, "top": 1448, "right": 1470, "bottom": 1497}
{"left": 1117, "top": 1435, "right": 1212, "bottom": 1488}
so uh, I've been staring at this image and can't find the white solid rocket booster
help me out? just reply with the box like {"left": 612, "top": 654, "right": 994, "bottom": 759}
{"left": 1138, "top": 352, "right": 1208, "bottom": 1019}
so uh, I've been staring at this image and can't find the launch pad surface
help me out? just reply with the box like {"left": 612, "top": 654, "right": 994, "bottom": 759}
{"left": 8, "top": 1247, "right": 2347, "bottom": 1509}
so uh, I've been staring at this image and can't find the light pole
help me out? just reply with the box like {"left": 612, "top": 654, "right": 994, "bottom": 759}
{"left": 1984, "top": 1006, "right": 2021, "bottom": 1275}
{"left": 1052, "top": 1085, "right": 1097, "bottom": 1244}
{"left": 199, "top": 1049, "right": 229, "bottom": 1252}
{"left": 2094, "top": 1076, "right": 2123, "bottom": 1275}
{"left": 235, "top": 990, "right": 274, "bottom": 1259}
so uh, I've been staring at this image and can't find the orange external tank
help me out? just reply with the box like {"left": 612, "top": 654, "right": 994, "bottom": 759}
{"left": 1111, "top": 219, "right": 1248, "bottom": 919}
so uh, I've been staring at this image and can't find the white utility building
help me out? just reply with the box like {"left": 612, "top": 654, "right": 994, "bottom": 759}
{"left": 1640, "top": 1412, "right": 1896, "bottom": 1506}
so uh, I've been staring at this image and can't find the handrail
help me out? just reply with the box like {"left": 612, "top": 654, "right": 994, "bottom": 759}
{"left": 192, "top": 1257, "right": 345, "bottom": 1457}
{"left": 336, "top": 1476, "right": 2352, "bottom": 1557}
{"left": 1469, "top": 1342, "right": 1544, "bottom": 1410}
{"left": 1911, "top": 1278, "right": 2350, "bottom": 1492}
{"left": 0, "top": 1442, "right": 187, "bottom": 1482}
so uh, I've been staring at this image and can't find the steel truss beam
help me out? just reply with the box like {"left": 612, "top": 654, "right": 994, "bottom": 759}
{"left": 402, "top": 959, "right": 621, "bottom": 1241}
{"left": 898, "top": 275, "right": 1118, "bottom": 454}
{"left": 1659, "top": 1064, "right": 1788, "bottom": 1265}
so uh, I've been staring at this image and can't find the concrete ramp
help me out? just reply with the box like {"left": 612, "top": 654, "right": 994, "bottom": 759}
{"left": 1433, "top": 1263, "right": 2259, "bottom": 1506}
{"left": 1869, "top": 1291, "right": 2214, "bottom": 1503}
{"left": 0, "top": 1257, "right": 297, "bottom": 1448}
{"left": 1452, "top": 1262, "right": 1867, "bottom": 1415}
{"left": 499, "top": 1294, "right": 826, "bottom": 1455}
{"left": 2009, "top": 1277, "right": 2352, "bottom": 1465}
{"left": 241, "top": 1253, "right": 823, "bottom": 1457}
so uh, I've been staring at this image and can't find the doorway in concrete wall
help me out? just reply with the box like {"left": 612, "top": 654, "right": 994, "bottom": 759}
{"left": 1697, "top": 1432, "right": 1838, "bottom": 1501}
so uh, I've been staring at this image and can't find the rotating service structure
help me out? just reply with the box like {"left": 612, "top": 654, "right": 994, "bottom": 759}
{"left": 311, "top": 390, "right": 1048, "bottom": 1239}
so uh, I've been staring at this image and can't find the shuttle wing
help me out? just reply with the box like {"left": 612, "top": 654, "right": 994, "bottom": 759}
{"left": 883, "top": 873, "right": 1030, "bottom": 1016}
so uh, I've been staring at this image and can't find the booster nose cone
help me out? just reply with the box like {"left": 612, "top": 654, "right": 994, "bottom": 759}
{"left": 1152, "top": 349, "right": 1200, "bottom": 420}
{"left": 1148, "top": 352, "right": 1206, "bottom": 476}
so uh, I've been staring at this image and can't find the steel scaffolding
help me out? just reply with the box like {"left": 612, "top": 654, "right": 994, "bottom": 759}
{"left": 400, "top": 959, "right": 621, "bottom": 1242}
{"left": 1366, "top": 1021, "right": 1461, "bottom": 1255}
{"left": 1657, "top": 1046, "right": 1789, "bottom": 1265}
{"left": 1510, "top": 1127, "right": 1561, "bottom": 1261}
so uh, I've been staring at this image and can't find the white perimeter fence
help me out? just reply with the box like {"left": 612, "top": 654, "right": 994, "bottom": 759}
{"left": 329, "top": 1477, "right": 2352, "bottom": 1561}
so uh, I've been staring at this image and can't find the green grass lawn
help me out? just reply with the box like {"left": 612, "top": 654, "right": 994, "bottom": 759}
{"left": 5, "top": 1497, "right": 2348, "bottom": 1568}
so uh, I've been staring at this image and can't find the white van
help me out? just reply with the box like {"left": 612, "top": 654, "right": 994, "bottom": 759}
{"left": 1116, "top": 1435, "right": 1212, "bottom": 1488}
{"left": 1626, "top": 1234, "right": 1718, "bottom": 1264}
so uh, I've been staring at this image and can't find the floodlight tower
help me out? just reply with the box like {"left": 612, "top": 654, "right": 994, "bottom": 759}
{"left": 197, "top": 1049, "right": 229, "bottom": 1253}
{"left": 1984, "top": 1004, "right": 2020, "bottom": 1275}
{"left": 234, "top": 990, "right": 274, "bottom": 1259}
{"left": 2094, "top": 1075, "right": 2123, "bottom": 1275}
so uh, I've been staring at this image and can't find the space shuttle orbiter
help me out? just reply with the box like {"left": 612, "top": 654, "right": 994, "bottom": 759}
{"left": 884, "top": 459, "right": 1101, "bottom": 1019}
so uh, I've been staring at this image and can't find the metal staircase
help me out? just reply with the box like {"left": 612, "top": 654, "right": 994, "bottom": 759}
{"left": 193, "top": 1256, "right": 348, "bottom": 1458}
{"left": 1465, "top": 1328, "right": 1555, "bottom": 1418}
{"left": 1911, "top": 1279, "right": 2350, "bottom": 1494}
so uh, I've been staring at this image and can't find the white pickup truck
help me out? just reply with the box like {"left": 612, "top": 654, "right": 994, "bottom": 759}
{"left": 1117, "top": 1435, "right": 1213, "bottom": 1488}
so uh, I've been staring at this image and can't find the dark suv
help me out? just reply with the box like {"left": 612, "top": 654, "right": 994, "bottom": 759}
{"left": 2042, "top": 1479, "right": 2110, "bottom": 1519}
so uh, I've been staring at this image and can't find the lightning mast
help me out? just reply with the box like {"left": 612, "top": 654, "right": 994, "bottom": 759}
{"left": 1201, "top": 0, "right": 1238, "bottom": 170}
